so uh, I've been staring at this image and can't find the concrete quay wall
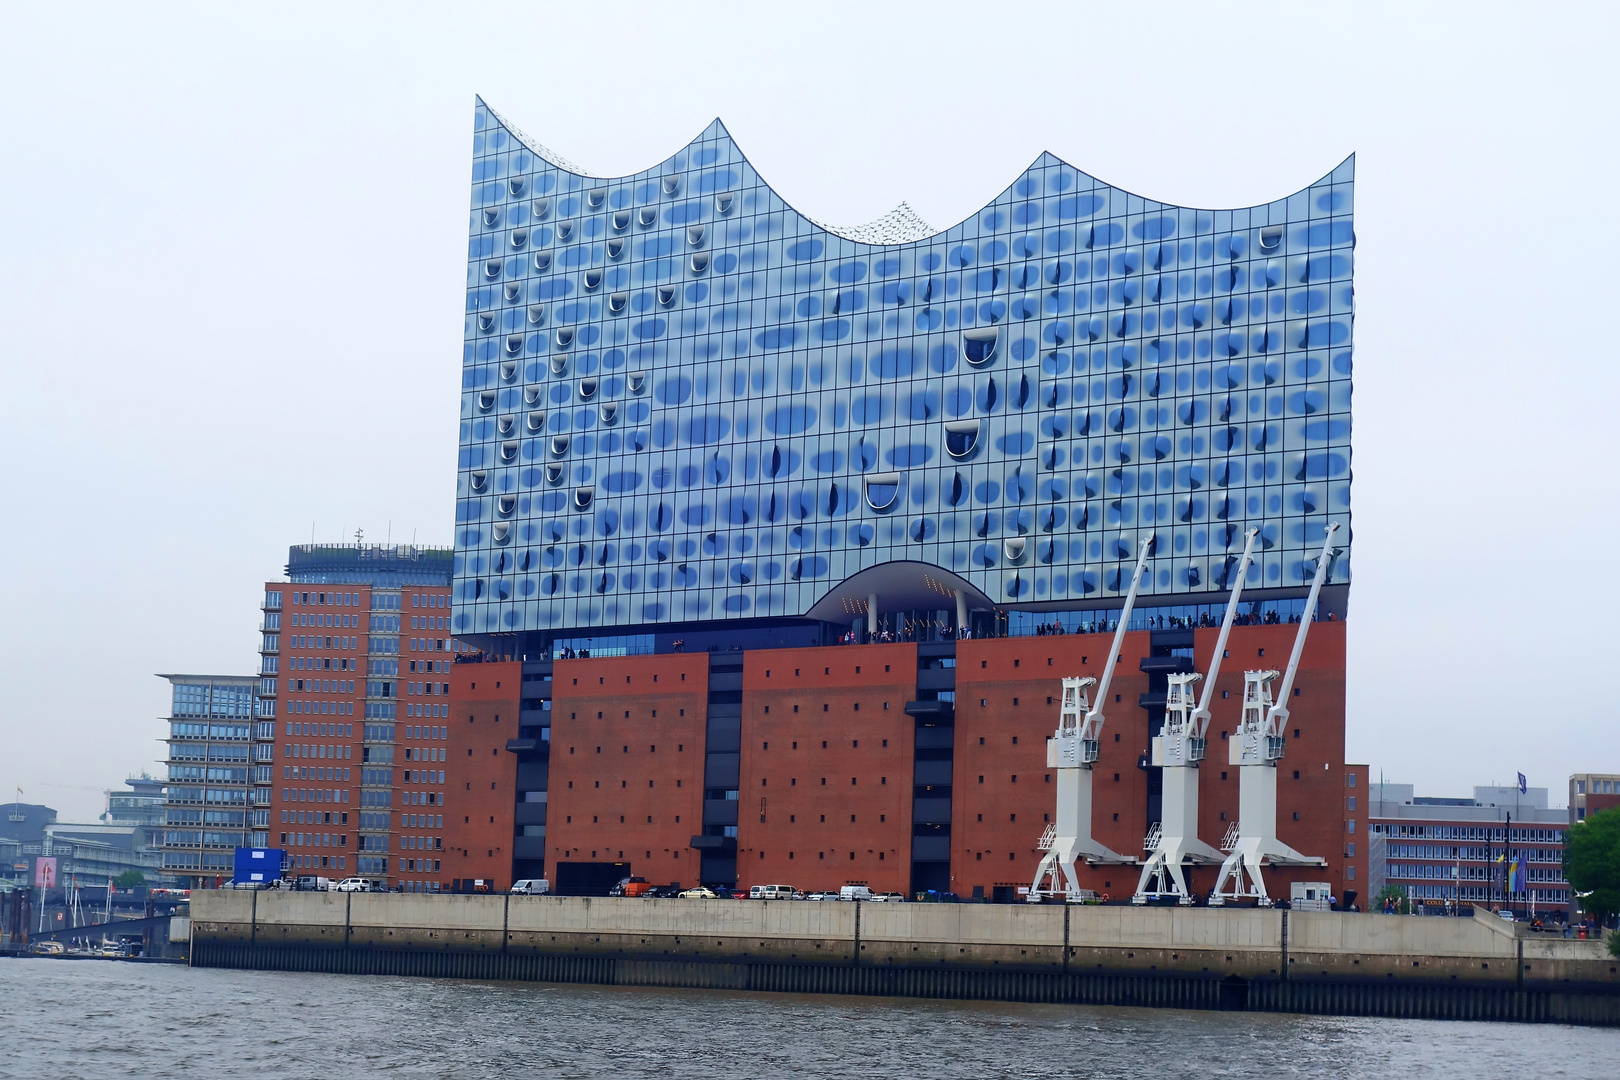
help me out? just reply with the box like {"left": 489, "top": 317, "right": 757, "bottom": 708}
{"left": 194, "top": 891, "right": 1616, "bottom": 993}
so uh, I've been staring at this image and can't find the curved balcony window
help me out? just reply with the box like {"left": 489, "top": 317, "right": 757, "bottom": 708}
{"left": 476, "top": 392, "right": 496, "bottom": 412}
{"left": 500, "top": 441, "right": 519, "bottom": 463}
{"left": 550, "top": 434, "right": 571, "bottom": 456}
{"left": 503, "top": 282, "right": 521, "bottom": 302}
{"left": 533, "top": 252, "right": 552, "bottom": 272}
{"left": 492, "top": 522, "right": 511, "bottom": 545}
{"left": 690, "top": 253, "right": 709, "bottom": 275}
{"left": 531, "top": 198, "right": 550, "bottom": 220}
{"left": 550, "top": 354, "right": 567, "bottom": 376}
{"left": 497, "top": 495, "right": 516, "bottom": 516}
{"left": 656, "top": 285, "right": 677, "bottom": 307}
{"left": 863, "top": 472, "right": 901, "bottom": 511}
{"left": 687, "top": 225, "right": 706, "bottom": 247}
{"left": 573, "top": 485, "right": 595, "bottom": 510}
{"left": 484, "top": 260, "right": 502, "bottom": 280}
{"left": 963, "top": 327, "right": 999, "bottom": 366}
{"left": 469, "top": 471, "right": 488, "bottom": 493}
{"left": 611, "top": 210, "right": 631, "bottom": 231}
{"left": 527, "top": 304, "right": 546, "bottom": 326}
{"left": 607, "top": 238, "right": 626, "bottom": 260}
{"left": 608, "top": 292, "right": 628, "bottom": 314}
{"left": 523, "top": 385, "right": 543, "bottom": 406}
{"left": 944, "top": 419, "right": 981, "bottom": 458}
{"left": 599, "top": 401, "right": 618, "bottom": 424}
{"left": 583, "top": 269, "right": 603, "bottom": 291}
{"left": 509, "top": 228, "right": 528, "bottom": 249}
{"left": 638, "top": 207, "right": 657, "bottom": 228}
{"left": 586, "top": 189, "right": 606, "bottom": 209}
{"left": 555, "top": 220, "right": 574, "bottom": 242}
{"left": 497, "top": 415, "right": 515, "bottom": 436}
{"left": 628, "top": 371, "right": 646, "bottom": 394}
{"left": 482, "top": 208, "right": 500, "bottom": 227}
{"left": 578, "top": 378, "right": 598, "bottom": 400}
{"left": 526, "top": 411, "right": 545, "bottom": 433}
{"left": 476, "top": 313, "right": 496, "bottom": 333}
{"left": 508, "top": 177, "right": 525, "bottom": 198}
{"left": 1004, "top": 537, "right": 1027, "bottom": 562}
{"left": 661, "top": 176, "right": 680, "bottom": 196}
{"left": 555, "top": 327, "right": 574, "bottom": 349}
{"left": 715, "top": 193, "right": 734, "bottom": 215}
{"left": 505, "top": 334, "right": 524, "bottom": 356}
{"left": 1258, "top": 225, "right": 1284, "bottom": 253}
{"left": 544, "top": 462, "right": 564, "bottom": 484}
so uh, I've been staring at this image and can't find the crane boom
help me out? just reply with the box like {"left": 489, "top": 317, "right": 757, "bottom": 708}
{"left": 1264, "top": 522, "right": 1340, "bottom": 734}
{"left": 1080, "top": 535, "right": 1154, "bottom": 751}
{"left": 1190, "top": 528, "right": 1259, "bottom": 733}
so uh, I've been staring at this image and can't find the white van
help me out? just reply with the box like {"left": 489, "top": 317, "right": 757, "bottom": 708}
{"left": 511, "top": 879, "right": 550, "bottom": 895}
{"left": 839, "top": 885, "right": 874, "bottom": 901}
{"left": 750, "top": 884, "right": 796, "bottom": 900}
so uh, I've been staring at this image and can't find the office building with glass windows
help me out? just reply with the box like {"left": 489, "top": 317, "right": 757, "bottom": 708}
{"left": 449, "top": 99, "right": 1360, "bottom": 900}
{"left": 159, "top": 674, "right": 264, "bottom": 887}
{"left": 257, "top": 544, "right": 471, "bottom": 889}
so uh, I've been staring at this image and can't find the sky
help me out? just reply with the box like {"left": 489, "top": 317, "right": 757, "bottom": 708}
{"left": 1, "top": 2, "right": 1615, "bottom": 822}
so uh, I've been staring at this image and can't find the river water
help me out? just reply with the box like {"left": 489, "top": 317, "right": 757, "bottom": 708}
{"left": 1, "top": 958, "right": 1614, "bottom": 1079}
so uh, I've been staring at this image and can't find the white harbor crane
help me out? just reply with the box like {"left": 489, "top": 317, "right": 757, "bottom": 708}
{"left": 1028, "top": 535, "right": 1154, "bottom": 902}
{"left": 1132, "top": 528, "right": 1260, "bottom": 905}
{"left": 1209, "top": 522, "right": 1340, "bottom": 907}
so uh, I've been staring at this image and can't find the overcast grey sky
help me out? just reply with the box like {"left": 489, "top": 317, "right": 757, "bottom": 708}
{"left": 2, "top": 2, "right": 1615, "bottom": 822}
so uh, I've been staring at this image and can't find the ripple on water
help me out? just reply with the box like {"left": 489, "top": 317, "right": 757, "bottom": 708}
{"left": 0, "top": 960, "right": 1612, "bottom": 1080}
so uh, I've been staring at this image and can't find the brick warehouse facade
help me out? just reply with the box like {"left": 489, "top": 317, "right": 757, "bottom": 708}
{"left": 483, "top": 622, "right": 1361, "bottom": 904}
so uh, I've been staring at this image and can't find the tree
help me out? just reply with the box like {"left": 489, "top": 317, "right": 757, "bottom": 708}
{"left": 1566, "top": 806, "right": 1620, "bottom": 922}
{"left": 114, "top": 869, "right": 146, "bottom": 890}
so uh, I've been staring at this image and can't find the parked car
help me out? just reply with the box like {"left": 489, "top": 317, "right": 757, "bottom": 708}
{"left": 750, "top": 884, "right": 797, "bottom": 900}
{"left": 1496, "top": 909, "right": 1515, "bottom": 922}
{"left": 366, "top": 880, "right": 388, "bottom": 893}
{"left": 870, "top": 892, "right": 906, "bottom": 903}
{"left": 804, "top": 892, "right": 837, "bottom": 902}
{"left": 839, "top": 885, "right": 875, "bottom": 901}
{"left": 334, "top": 878, "right": 370, "bottom": 893}
{"left": 511, "top": 878, "right": 551, "bottom": 895}
{"left": 294, "top": 876, "right": 334, "bottom": 892}
{"left": 679, "top": 887, "right": 719, "bottom": 899}
{"left": 609, "top": 876, "right": 651, "bottom": 897}
{"left": 644, "top": 884, "right": 681, "bottom": 898}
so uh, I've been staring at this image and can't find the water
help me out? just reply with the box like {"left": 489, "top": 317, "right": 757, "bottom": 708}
{"left": 1, "top": 959, "right": 1614, "bottom": 1079}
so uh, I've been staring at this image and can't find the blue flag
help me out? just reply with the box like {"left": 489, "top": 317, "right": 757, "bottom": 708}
{"left": 1517, "top": 772, "right": 1527, "bottom": 794}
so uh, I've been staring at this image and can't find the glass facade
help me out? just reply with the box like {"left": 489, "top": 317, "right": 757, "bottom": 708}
{"left": 160, "top": 674, "right": 262, "bottom": 880}
{"left": 455, "top": 102, "right": 1352, "bottom": 639}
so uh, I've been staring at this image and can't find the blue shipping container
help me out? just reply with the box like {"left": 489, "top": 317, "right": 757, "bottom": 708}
{"left": 234, "top": 847, "right": 285, "bottom": 884}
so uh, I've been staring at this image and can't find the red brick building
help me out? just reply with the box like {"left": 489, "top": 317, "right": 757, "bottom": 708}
{"left": 464, "top": 619, "right": 1360, "bottom": 907}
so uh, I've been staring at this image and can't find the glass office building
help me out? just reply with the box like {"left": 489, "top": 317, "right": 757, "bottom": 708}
{"left": 454, "top": 100, "right": 1352, "bottom": 649}
{"left": 159, "top": 674, "right": 265, "bottom": 885}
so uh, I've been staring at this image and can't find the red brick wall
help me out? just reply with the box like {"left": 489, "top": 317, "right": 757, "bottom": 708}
{"left": 270, "top": 582, "right": 371, "bottom": 877}
{"left": 954, "top": 633, "right": 1151, "bottom": 899}
{"left": 951, "top": 620, "right": 1348, "bottom": 901}
{"left": 546, "top": 654, "right": 709, "bottom": 886}
{"left": 1344, "top": 763, "right": 1370, "bottom": 907}
{"left": 1206, "top": 621, "right": 1348, "bottom": 903}
{"left": 443, "top": 659, "right": 519, "bottom": 890}
{"left": 1587, "top": 793, "right": 1620, "bottom": 817}
{"left": 737, "top": 644, "right": 917, "bottom": 895}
